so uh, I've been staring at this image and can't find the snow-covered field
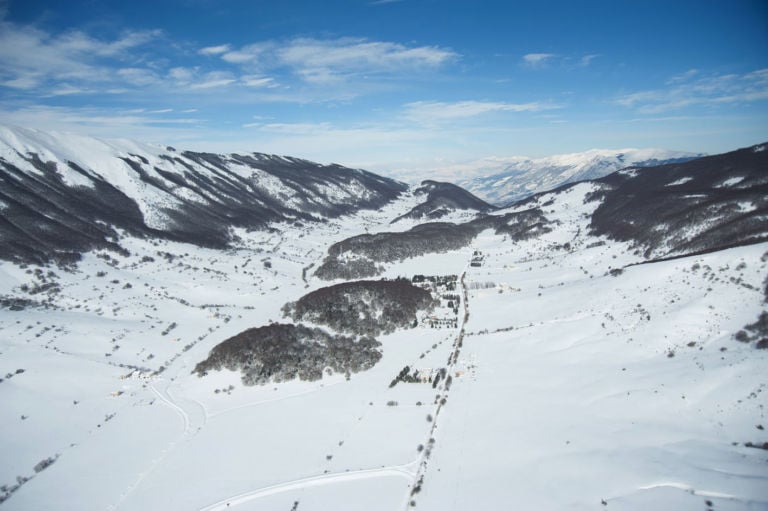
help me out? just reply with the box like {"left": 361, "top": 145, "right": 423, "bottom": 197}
{"left": 1, "top": 184, "right": 766, "bottom": 510}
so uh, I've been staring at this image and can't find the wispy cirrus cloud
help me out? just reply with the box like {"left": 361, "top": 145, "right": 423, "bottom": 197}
{"left": 616, "top": 68, "right": 768, "bottom": 113}
{"left": 0, "top": 104, "right": 205, "bottom": 143}
{"left": 241, "top": 75, "right": 278, "bottom": 88}
{"left": 242, "top": 121, "right": 334, "bottom": 134}
{"left": 0, "top": 20, "right": 161, "bottom": 91}
{"left": 201, "top": 37, "right": 457, "bottom": 85}
{"left": 403, "top": 99, "right": 560, "bottom": 124}
{"left": 0, "top": 9, "right": 457, "bottom": 102}
{"left": 212, "top": 37, "right": 458, "bottom": 84}
{"left": 188, "top": 71, "right": 237, "bottom": 90}
{"left": 522, "top": 52, "right": 598, "bottom": 69}
{"left": 279, "top": 37, "right": 456, "bottom": 71}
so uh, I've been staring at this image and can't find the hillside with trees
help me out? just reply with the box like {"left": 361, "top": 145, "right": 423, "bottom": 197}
{"left": 193, "top": 324, "right": 382, "bottom": 386}
{"left": 283, "top": 279, "right": 435, "bottom": 336}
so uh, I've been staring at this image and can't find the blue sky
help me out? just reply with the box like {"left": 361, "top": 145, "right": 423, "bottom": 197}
{"left": 1, "top": 0, "right": 767, "bottom": 172}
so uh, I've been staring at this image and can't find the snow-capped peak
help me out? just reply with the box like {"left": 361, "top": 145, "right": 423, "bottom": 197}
{"left": 454, "top": 147, "right": 704, "bottom": 205}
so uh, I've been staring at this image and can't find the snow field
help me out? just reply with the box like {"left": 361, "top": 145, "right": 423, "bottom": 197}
{"left": 415, "top": 235, "right": 767, "bottom": 510}
{"left": 1, "top": 181, "right": 766, "bottom": 510}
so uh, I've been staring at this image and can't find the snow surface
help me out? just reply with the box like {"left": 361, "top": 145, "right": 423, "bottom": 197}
{"left": 1, "top": 180, "right": 766, "bottom": 511}
{"left": 718, "top": 176, "right": 746, "bottom": 188}
{"left": 667, "top": 176, "right": 695, "bottom": 186}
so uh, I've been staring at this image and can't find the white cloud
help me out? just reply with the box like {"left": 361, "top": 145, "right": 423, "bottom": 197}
{"left": 0, "top": 20, "right": 160, "bottom": 91}
{"left": 523, "top": 53, "right": 556, "bottom": 67}
{"left": 199, "top": 44, "right": 231, "bottom": 56}
{"left": 2, "top": 75, "right": 41, "bottom": 89}
{"left": 0, "top": 105, "right": 204, "bottom": 145}
{"left": 188, "top": 71, "right": 236, "bottom": 89}
{"left": 168, "top": 67, "right": 239, "bottom": 91}
{"left": 522, "top": 52, "right": 597, "bottom": 69}
{"left": 48, "top": 84, "right": 92, "bottom": 96}
{"left": 211, "top": 37, "right": 458, "bottom": 86}
{"left": 54, "top": 29, "right": 160, "bottom": 57}
{"left": 169, "top": 66, "right": 196, "bottom": 85}
{"left": 277, "top": 38, "right": 456, "bottom": 75}
{"left": 221, "top": 43, "right": 271, "bottom": 65}
{"left": 403, "top": 100, "right": 560, "bottom": 123}
{"left": 0, "top": 15, "right": 457, "bottom": 105}
{"left": 617, "top": 68, "right": 768, "bottom": 113}
{"left": 241, "top": 75, "right": 278, "bottom": 88}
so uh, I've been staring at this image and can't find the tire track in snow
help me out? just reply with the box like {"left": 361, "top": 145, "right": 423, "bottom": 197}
{"left": 197, "top": 463, "right": 417, "bottom": 511}
{"left": 107, "top": 379, "right": 207, "bottom": 510}
{"left": 151, "top": 382, "right": 191, "bottom": 433}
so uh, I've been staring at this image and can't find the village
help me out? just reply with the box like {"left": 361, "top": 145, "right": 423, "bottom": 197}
{"left": 411, "top": 274, "right": 461, "bottom": 329}
{"left": 381, "top": 272, "right": 478, "bottom": 390}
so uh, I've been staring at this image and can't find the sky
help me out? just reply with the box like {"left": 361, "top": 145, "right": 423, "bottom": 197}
{"left": 0, "top": 0, "right": 767, "bottom": 173}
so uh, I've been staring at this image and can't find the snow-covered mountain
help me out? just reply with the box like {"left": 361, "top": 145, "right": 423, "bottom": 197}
{"left": 457, "top": 148, "right": 703, "bottom": 205}
{"left": 391, "top": 179, "right": 496, "bottom": 224}
{"left": 318, "top": 143, "right": 768, "bottom": 279}
{"left": 0, "top": 124, "right": 406, "bottom": 264}
{"left": 1, "top": 127, "right": 766, "bottom": 511}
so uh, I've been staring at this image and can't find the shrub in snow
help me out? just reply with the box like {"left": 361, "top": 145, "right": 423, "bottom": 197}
{"left": 734, "top": 312, "right": 768, "bottom": 348}
{"left": 33, "top": 456, "right": 58, "bottom": 474}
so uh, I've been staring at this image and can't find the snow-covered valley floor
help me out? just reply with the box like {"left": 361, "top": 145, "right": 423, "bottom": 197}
{"left": 1, "top": 189, "right": 766, "bottom": 510}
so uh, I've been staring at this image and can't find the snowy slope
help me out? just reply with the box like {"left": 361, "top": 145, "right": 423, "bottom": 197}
{"left": 0, "top": 124, "right": 406, "bottom": 264}
{"left": 0, "top": 136, "right": 766, "bottom": 511}
{"left": 457, "top": 148, "right": 702, "bottom": 205}
{"left": 391, "top": 180, "right": 496, "bottom": 224}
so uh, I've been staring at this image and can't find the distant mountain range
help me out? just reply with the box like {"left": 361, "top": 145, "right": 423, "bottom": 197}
{"left": 453, "top": 148, "right": 704, "bottom": 205}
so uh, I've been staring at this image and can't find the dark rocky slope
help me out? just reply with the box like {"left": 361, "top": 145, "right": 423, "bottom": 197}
{"left": 587, "top": 142, "right": 768, "bottom": 258}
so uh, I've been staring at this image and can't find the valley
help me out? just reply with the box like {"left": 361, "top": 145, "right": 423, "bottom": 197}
{"left": 0, "top": 128, "right": 766, "bottom": 510}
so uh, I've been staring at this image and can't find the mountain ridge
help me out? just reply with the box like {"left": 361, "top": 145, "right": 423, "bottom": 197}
{"left": 316, "top": 141, "right": 767, "bottom": 280}
{"left": 391, "top": 179, "right": 496, "bottom": 223}
{"left": 0, "top": 124, "right": 407, "bottom": 264}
